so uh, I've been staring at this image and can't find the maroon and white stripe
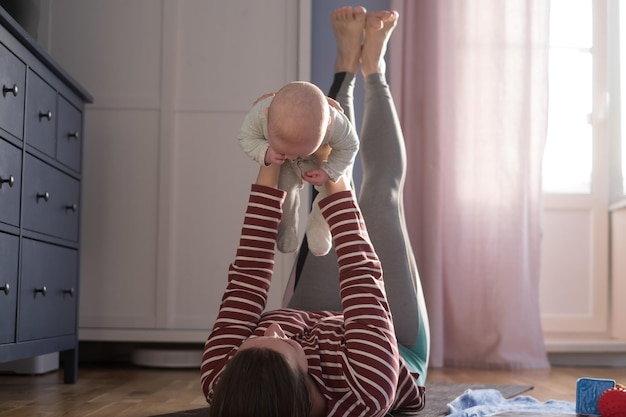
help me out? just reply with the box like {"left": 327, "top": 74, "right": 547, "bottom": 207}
{"left": 201, "top": 186, "right": 425, "bottom": 415}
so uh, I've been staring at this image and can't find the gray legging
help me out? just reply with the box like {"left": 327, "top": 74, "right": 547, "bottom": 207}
{"left": 286, "top": 72, "right": 429, "bottom": 383}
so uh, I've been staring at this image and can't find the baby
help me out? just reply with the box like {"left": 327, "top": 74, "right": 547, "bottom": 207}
{"left": 238, "top": 81, "right": 359, "bottom": 256}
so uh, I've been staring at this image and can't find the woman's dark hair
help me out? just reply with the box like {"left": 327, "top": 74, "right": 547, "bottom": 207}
{"left": 209, "top": 347, "right": 311, "bottom": 417}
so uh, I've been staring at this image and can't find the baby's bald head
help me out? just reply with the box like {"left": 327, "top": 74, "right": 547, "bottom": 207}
{"left": 267, "top": 81, "right": 330, "bottom": 159}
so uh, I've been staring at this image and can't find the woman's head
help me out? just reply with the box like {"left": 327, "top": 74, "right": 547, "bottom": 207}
{"left": 209, "top": 324, "right": 312, "bottom": 417}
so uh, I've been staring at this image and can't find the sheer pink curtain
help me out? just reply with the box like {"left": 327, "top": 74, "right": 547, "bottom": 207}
{"left": 390, "top": 0, "right": 551, "bottom": 368}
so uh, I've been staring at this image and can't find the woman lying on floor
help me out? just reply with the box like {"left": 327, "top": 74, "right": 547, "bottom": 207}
{"left": 201, "top": 6, "right": 430, "bottom": 417}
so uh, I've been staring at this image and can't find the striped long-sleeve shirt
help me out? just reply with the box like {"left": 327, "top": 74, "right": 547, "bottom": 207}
{"left": 201, "top": 184, "right": 425, "bottom": 417}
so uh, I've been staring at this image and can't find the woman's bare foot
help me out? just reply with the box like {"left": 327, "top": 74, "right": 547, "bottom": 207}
{"left": 361, "top": 10, "right": 399, "bottom": 77}
{"left": 331, "top": 6, "right": 367, "bottom": 74}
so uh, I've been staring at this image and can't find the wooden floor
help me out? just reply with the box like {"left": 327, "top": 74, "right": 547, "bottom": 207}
{"left": 1, "top": 364, "right": 625, "bottom": 416}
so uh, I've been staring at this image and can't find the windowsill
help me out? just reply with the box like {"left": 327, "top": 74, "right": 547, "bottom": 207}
{"left": 610, "top": 197, "right": 626, "bottom": 212}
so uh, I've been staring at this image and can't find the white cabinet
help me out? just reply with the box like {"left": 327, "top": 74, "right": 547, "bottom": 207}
{"left": 40, "top": 0, "right": 310, "bottom": 343}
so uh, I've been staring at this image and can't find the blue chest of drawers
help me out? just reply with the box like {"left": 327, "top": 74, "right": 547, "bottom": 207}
{"left": 0, "top": 6, "right": 91, "bottom": 383}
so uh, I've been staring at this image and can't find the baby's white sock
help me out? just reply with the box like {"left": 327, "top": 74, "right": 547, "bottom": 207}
{"left": 305, "top": 190, "right": 332, "bottom": 256}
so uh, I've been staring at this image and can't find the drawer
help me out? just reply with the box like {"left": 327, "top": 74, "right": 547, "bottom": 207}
{"left": 0, "top": 232, "right": 18, "bottom": 344}
{"left": 22, "top": 154, "right": 80, "bottom": 242}
{"left": 19, "top": 238, "right": 77, "bottom": 341}
{"left": 0, "top": 138, "right": 21, "bottom": 227}
{"left": 25, "top": 69, "right": 57, "bottom": 158}
{"left": 57, "top": 96, "right": 82, "bottom": 172}
{"left": 0, "top": 42, "right": 26, "bottom": 140}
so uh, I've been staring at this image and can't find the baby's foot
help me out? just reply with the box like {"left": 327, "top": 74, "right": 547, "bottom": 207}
{"left": 331, "top": 6, "right": 367, "bottom": 74}
{"left": 305, "top": 193, "right": 332, "bottom": 257}
{"left": 361, "top": 10, "right": 399, "bottom": 76}
{"left": 277, "top": 223, "right": 299, "bottom": 254}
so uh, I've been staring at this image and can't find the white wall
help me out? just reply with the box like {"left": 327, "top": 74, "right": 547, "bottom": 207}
{"left": 37, "top": 0, "right": 310, "bottom": 342}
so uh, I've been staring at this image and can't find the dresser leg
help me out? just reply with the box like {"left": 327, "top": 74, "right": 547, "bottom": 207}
{"left": 61, "top": 347, "right": 78, "bottom": 384}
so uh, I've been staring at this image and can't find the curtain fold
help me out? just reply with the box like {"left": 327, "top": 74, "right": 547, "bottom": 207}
{"left": 390, "top": 0, "right": 551, "bottom": 368}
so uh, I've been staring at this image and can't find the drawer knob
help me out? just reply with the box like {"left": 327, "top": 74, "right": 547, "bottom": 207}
{"left": 39, "top": 111, "right": 53, "bottom": 121}
{"left": 65, "top": 203, "right": 78, "bottom": 212}
{"left": 2, "top": 84, "right": 18, "bottom": 97}
{"left": 64, "top": 288, "right": 75, "bottom": 297}
{"left": 34, "top": 286, "right": 47, "bottom": 296}
{"left": 0, "top": 175, "right": 15, "bottom": 188}
{"left": 68, "top": 131, "right": 80, "bottom": 140}
{"left": 0, "top": 283, "right": 9, "bottom": 295}
{"left": 36, "top": 192, "right": 50, "bottom": 202}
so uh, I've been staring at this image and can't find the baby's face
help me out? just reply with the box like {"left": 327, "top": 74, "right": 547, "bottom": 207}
{"left": 268, "top": 132, "right": 321, "bottom": 161}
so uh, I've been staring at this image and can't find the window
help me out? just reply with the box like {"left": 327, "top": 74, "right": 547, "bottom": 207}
{"left": 542, "top": 0, "right": 593, "bottom": 194}
{"left": 544, "top": 0, "right": 626, "bottom": 200}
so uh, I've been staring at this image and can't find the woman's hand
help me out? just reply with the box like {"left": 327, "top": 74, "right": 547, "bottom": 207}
{"left": 327, "top": 96, "right": 343, "bottom": 112}
{"left": 253, "top": 92, "right": 276, "bottom": 105}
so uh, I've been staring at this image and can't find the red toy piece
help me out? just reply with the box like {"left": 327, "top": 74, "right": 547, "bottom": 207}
{"left": 598, "top": 386, "right": 626, "bottom": 417}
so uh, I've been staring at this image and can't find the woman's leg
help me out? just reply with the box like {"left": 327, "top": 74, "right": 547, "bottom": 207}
{"left": 287, "top": 71, "right": 356, "bottom": 311}
{"left": 359, "top": 72, "right": 429, "bottom": 382}
{"left": 287, "top": 7, "right": 363, "bottom": 311}
{"left": 288, "top": 8, "right": 430, "bottom": 383}
{"left": 358, "top": 10, "right": 429, "bottom": 383}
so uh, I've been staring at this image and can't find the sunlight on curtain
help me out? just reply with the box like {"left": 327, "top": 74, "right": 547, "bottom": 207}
{"left": 542, "top": 0, "right": 592, "bottom": 194}
{"left": 390, "top": 0, "right": 550, "bottom": 369}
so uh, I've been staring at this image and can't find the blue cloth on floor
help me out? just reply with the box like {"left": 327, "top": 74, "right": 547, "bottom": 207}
{"left": 446, "top": 388, "right": 576, "bottom": 417}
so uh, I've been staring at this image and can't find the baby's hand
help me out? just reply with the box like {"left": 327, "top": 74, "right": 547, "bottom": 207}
{"left": 303, "top": 168, "right": 330, "bottom": 186}
{"left": 265, "top": 147, "right": 286, "bottom": 165}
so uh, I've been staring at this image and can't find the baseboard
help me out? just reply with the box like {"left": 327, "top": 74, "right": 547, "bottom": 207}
{"left": 545, "top": 337, "right": 626, "bottom": 367}
{"left": 131, "top": 347, "right": 203, "bottom": 368}
{"left": 548, "top": 351, "right": 626, "bottom": 367}
{"left": 78, "top": 341, "right": 204, "bottom": 368}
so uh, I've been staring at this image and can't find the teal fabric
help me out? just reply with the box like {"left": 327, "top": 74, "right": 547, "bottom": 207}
{"left": 399, "top": 310, "right": 429, "bottom": 386}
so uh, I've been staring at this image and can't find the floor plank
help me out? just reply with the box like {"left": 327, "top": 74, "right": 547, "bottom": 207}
{"left": 0, "top": 364, "right": 625, "bottom": 416}
{"left": 428, "top": 366, "right": 626, "bottom": 402}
